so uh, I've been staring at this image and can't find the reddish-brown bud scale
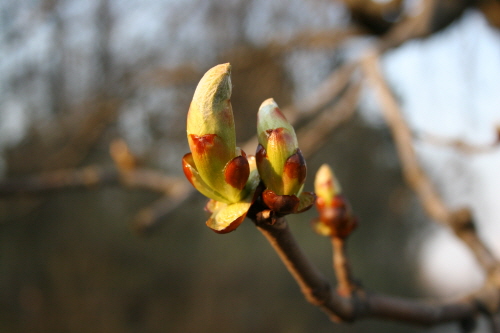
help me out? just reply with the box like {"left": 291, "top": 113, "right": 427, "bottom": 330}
{"left": 188, "top": 133, "right": 234, "bottom": 179}
{"left": 284, "top": 149, "right": 306, "bottom": 185}
{"left": 262, "top": 189, "right": 300, "bottom": 215}
{"left": 255, "top": 144, "right": 266, "bottom": 164}
{"left": 266, "top": 128, "right": 295, "bottom": 150}
{"left": 224, "top": 155, "right": 250, "bottom": 190}
{"left": 182, "top": 153, "right": 196, "bottom": 187}
{"left": 189, "top": 134, "right": 217, "bottom": 155}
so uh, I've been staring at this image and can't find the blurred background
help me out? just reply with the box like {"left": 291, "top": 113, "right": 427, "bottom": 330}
{"left": 1, "top": 0, "right": 500, "bottom": 332}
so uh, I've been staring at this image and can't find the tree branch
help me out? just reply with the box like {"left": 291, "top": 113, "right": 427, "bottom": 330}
{"left": 360, "top": 51, "right": 500, "bottom": 327}
{"left": 360, "top": 51, "right": 500, "bottom": 272}
{"left": 253, "top": 216, "right": 354, "bottom": 322}
{"left": 418, "top": 130, "right": 500, "bottom": 154}
{"left": 252, "top": 214, "right": 480, "bottom": 327}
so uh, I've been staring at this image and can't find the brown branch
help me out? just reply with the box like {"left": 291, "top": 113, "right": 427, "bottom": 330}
{"left": 240, "top": 61, "right": 358, "bottom": 153}
{"left": 363, "top": 292, "right": 477, "bottom": 326}
{"left": 286, "top": 63, "right": 357, "bottom": 125}
{"left": 252, "top": 215, "right": 480, "bottom": 326}
{"left": 254, "top": 216, "right": 354, "bottom": 322}
{"left": 266, "top": 27, "right": 365, "bottom": 57}
{"left": 360, "top": 52, "right": 450, "bottom": 223}
{"left": 377, "top": 0, "right": 436, "bottom": 53}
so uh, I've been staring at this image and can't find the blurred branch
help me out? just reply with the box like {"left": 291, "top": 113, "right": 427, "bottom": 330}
{"left": 288, "top": 63, "right": 357, "bottom": 124}
{"left": 0, "top": 165, "right": 188, "bottom": 198}
{"left": 360, "top": 51, "right": 500, "bottom": 326}
{"left": 1, "top": 138, "right": 191, "bottom": 235}
{"left": 42, "top": 98, "right": 120, "bottom": 170}
{"left": 360, "top": 51, "right": 449, "bottom": 223}
{"left": 241, "top": 63, "right": 358, "bottom": 156}
{"left": 360, "top": 50, "right": 499, "bottom": 270}
{"left": 269, "top": 27, "right": 365, "bottom": 54}
{"left": 377, "top": 0, "right": 436, "bottom": 52}
{"left": 131, "top": 190, "right": 191, "bottom": 234}
{"left": 418, "top": 130, "right": 500, "bottom": 154}
{"left": 297, "top": 79, "right": 361, "bottom": 156}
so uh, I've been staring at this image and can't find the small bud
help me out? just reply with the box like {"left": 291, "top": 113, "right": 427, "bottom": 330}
{"left": 262, "top": 189, "right": 300, "bottom": 215}
{"left": 314, "top": 164, "right": 342, "bottom": 209}
{"left": 256, "top": 98, "right": 313, "bottom": 215}
{"left": 313, "top": 164, "right": 357, "bottom": 238}
{"left": 256, "top": 98, "right": 304, "bottom": 196}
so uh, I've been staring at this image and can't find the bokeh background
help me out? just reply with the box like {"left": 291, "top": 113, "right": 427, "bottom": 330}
{"left": 1, "top": 0, "right": 500, "bottom": 332}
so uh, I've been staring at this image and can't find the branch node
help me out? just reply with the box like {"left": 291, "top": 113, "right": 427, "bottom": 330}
{"left": 449, "top": 208, "right": 475, "bottom": 235}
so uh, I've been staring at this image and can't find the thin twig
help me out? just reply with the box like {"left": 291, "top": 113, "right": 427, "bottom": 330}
{"left": 331, "top": 236, "right": 356, "bottom": 297}
{"left": 377, "top": 0, "right": 436, "bottom": 53}
{"left": 297, "top": 79, "right": 361, "bottom": 156}
{"left": 286, "top": 63, "right": 357, "bottom": 124}
{"left": 240, "top": 63, "right": 357, "bottom": 155}
{"left": 418, "top": 131, "right": 500, "bottom": 154}
{"left": 132, "top": 191, "right": 191, "bottom": 234}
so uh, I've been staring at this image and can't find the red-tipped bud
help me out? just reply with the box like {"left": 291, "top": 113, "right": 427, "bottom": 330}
{"left": 313, "top": 164, "right": 357, "bottom": 238}
{"left": 256, "top": 98, "right": 305, "bottom": 196}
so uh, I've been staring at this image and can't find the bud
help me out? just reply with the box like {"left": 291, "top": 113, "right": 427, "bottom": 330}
{"left": 314, "top": 164, "right": 341, "bottom": 208}
{"left": 256, "top": 98, "right": 314, "bottom": 215}
{"left": 312, "top": 164, "right": 357, "bottom": 238}
{"left": 183, "top": 63, "right": 259, "bottom": 233}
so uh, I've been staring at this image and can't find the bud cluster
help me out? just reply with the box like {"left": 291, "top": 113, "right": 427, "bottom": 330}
{"left": 183, "top": 63, "right": 348, "bottom": 234}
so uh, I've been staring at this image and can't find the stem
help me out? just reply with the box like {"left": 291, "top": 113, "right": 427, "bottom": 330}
{"left": 331, "top": 236, "right": 356, "bottom": 296}
{"left": 255, "top": 217, "right": 355, "bottom": 322}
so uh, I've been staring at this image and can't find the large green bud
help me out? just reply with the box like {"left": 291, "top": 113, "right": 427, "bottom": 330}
{"left": 182, "top": 63, "right": 259, "bottom": 233}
